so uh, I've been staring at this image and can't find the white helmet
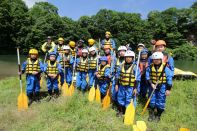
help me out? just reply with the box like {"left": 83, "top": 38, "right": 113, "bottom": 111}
{"left": 63, "top": 45, "right": 70, "bottom": 50}
{"left": 89, "top": 46, "right": 96, "bottom": 52}
{"left": 138, "top": 43, "right": 145, "bottom": 47}
{"left": 118, "top": 46, "right": 127, "bottom": 51}
{"left": 82, "top": 48, "right": 88, "bottom": 53}
{"left": 124, "top": 50, "right": 135, "bottom": 57}
{"left": 152, "top": 52, "right": 163, "bottom": 60}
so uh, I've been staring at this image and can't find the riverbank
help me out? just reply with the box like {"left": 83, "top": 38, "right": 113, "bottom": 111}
{"left": 0, "top": 77, "right": 196, "bottom": 130}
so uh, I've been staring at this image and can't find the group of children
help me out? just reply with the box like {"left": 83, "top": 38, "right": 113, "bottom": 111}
{"left": 20, "top": 31, "right": 174, "bottom": 122}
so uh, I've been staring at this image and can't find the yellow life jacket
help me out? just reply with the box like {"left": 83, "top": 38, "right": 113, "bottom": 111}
{"left": 26, "top": 58, "right": 41, "bottom": 74}
{"left": 116, "top": 58, "right": 124, "bottom": 67}
{"left": 70, "top": 48, "right": 76, "bottom": 57}
{"left": 57, "top": 45, "right": 64, "bottom": 53}
{"left": 119, "top": 64, "right": 135, "bottom": 87}
{"left": 104, "top": 39, "right": 112, "bottom": 47}
{"left": 150, "top": 63, "right": 166, "bottom": 84}
{"left": 59, "top": 54, "right": 71, "bottom": 68}
{"left": 89, "top": 56, "right": 97, "bottom": 69}
{"left": 98, "top": 64, "right": 110, "bottom": 80}
{"left": 46, "top": 61, "right": 59, "bottom": 74}
{"left": 77, "top": 57, "right": 88, "bottom": 72}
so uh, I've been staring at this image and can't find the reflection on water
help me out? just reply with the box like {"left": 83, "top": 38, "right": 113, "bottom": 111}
{"left": 0, "top": 55, "right": 197, "bottom": 80}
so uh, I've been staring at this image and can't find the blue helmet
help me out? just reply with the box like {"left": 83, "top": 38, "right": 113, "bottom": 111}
{"left": 141, "top": 48, "right": 149, "bottom": 55}
{"left": 49, "top": 52, "right": 57, "bottom": 57}
{"left": 100, "top": 56, "right": 108, "bottom": 62}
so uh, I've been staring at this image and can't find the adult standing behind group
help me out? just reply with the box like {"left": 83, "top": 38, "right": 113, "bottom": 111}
{"left": 41, "top": 36, "right": 56, "bottom": 53}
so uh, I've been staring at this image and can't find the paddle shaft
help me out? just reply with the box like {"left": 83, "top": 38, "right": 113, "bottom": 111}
{"left": 17, "top": 48, "right": 23, "bottom": 93}
{"left": 141, "top": 62, "right": 168, "bottom": 115}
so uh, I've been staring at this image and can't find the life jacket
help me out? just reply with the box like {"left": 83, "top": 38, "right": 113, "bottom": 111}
{"left": 119, "top": 63, "right": 136, "bottom": 87}
{"left": 46, "top": 61, "right": 59, "bottom": 74}
{"left": 116, "top": 58, "right": 124, "bottom": 67}
{"left": 104, "top": 39, "right": 112, "bottom": 48}
{"left": 45, "top": 42, "right": 52, "bottom": 50}
{"left": 77, "top": 48, "right": 83, "bottom": 57}
{"left": 77, "top": 57, "right": 88, "bottom": 72}
{"left": 70, "top": 47, "right": 76, "bottom": 57}
{"left": 59, "top": 54, "right": 71, "bottom": 68}
{"left": 150, "top": 63, "right": 166, "bottom": 84}
{"left": 139, "top": 61, "right": 148, "bottom": 75}
{"left": 57, "top": 45, "right": 64, "bottom": 53}
{"left": 98, "top": 64, "right": 110, "bottom": 80}
{"left": 89, "top": 56, "right": 97, "bottom": 69}
{"left": 26, "top": 58, "right": 41, "bottom": 74}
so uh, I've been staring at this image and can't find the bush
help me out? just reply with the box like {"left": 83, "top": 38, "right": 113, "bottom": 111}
{"left": 173, "top": 44, "right": 197, "bottom": 60}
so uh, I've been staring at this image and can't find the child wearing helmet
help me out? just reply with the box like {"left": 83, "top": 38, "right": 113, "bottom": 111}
{"left": 139, "top": 48, "right": 149, "bottom": 99}
{"left": 57, "top": 45, "right": 74, "bottom": 86}
{"left": 95, "top": 56, "right": 111, "bottom": 99}
{"left": 69, "top": 41, "right": 76, "bottom": 57}
{"left": 88, "top": 46, "right": 98, "bottom": 89}
{"left": 76, "top": 48, "right": 89, "bottom": 93}
{"left": 56, "top": 37, "right": 65, "bottom": 55}
{"left": 148, "top": 40, "right": 174, "bottom": 76}
{"left": 20, "top": 49, "right": 43, "bottom": 105}
{"left": 146, "top": 52, "right": 173, "bottom": 122}
{"left": 115, "top": 50, "right": 141, "bottom": 117}
{"left": 43, "top": 52, "right": 63, "bottom": 101}
{"left": 111, "top": 46, "right": 127, "bottom": 109}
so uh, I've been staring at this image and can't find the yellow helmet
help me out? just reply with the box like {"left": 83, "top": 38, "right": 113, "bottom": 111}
{"left": 105, "top": 31, "right": 111, "bottom": 36}
{"left": 58, "top": 37, "right": 64, "bottom": 42}
{"left": 88, "top": 39, "right": 95, "bottom": 46}
{"left": 29, "top": 49, "right": 38, "bottom": 55}
{"left": 104, "top": 44, "right": 112, "bottom": 50}
{"left": 69, "top": 41, "right": 76, "bottom": 48}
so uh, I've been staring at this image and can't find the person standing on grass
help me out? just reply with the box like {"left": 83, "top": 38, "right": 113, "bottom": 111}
{"left": 43, "top": 52, "right": 62, "bottom": 101}
{"left": 115, "top": 50, "right": 141, "bottom": 117}
{"left": 19, "top": 49, "right": 43, "bottom": 105}
{"left": 146, "top": 52, "right": 173, "bottom": 122}
{"left": 95, "top": 56, "right": 111, "bottom": 99}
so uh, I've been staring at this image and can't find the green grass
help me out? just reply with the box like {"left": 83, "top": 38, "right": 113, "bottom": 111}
{"left": 0, "top": 77, "right": 197, "bottom": 131}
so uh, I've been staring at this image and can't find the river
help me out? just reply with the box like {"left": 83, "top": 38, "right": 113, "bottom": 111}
{"left": 0, "top": 55, "right": 197, "bottom": 80}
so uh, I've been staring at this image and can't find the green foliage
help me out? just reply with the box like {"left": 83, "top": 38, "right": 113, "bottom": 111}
{"left": 0, "top": 0, "right": 196, "bottom": 58}
{"left": 173, "top": 44, "right": 197, "bottom": 60}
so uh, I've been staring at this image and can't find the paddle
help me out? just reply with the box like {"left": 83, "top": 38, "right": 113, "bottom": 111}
{"left": 141, "top": 62, "right": 167, "bottom": 115}
{"left": 124, "top": 50, "right": 141, "bottom": 125}
{"left": 61, "top": 53, "right": 69, "bottom": 96}
{"left": 69, "top": 51, "right": 77, "bottom": 96}
{"left": 102, "top": 50, "right": 116, "bottom": 109}
{"left": 95, "top": 38, "right": 101, "bottom": 103}
{"left": 17, "top": 48, "right": 28, "bottom": 110}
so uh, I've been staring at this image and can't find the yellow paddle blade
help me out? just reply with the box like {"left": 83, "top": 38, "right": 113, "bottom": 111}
{"left": 69, "top": 83, "right": 75, "bottom": 96}
{"left": 179, "top": 128, "right": 190, "bottom": 131}
{"left": 17, "top": 92, "right": 28, "bottom": 110}
{"left": 102, "top": 89, "right": 111, "bottom": 110}
{"left": 95, "top": 87, "right": 101, "bottom": 103}
{"left": 136, "top": 121, "right": 147, "bottom": 131}
{"left": 40, "top": 77, "right": 43, "bottom": 88}
{"left": 61, "top": 82, "right": 67, "bottom": 97}
{"left": 88, "top": 87, "right": 95, "bottom": 102}
{"left": 124, "top": 100, "right": 135, "bottom": 125}
{"left": 133, "top": 125, "right": 140, "bottom": 131}
{"left": 62, "top": 82, "right": 70, "bottom": 96}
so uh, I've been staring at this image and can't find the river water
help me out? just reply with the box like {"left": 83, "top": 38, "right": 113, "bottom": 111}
{"left": 0, "top": 55, "right": 197, "bottom": 80}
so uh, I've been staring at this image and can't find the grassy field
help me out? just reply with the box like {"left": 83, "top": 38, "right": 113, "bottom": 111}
{"left": 0, "top": 77, "right": 196, "bottom": 131}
